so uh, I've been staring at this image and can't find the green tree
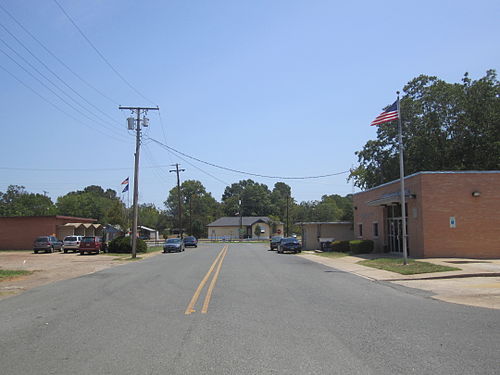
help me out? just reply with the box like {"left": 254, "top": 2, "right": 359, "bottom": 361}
{"left": 350, "top": 70, "right": 500, "bottom": 189}
{"left": 106, "top": 199, "right": 128, "bottom": 230}
{"left": 164, "top": 180, "right": 220, "bottom": 238}
{"left": 0, "top": 185, "right": 56, "bottom": 216}
{"left": 221, "top": 179, "right": 272, "bottom": 216}
{"left": 254, "top": 224, "right": 262, "bottom": 239}
{"left": 56, "top": 186, "right": 120, "bottom": 222}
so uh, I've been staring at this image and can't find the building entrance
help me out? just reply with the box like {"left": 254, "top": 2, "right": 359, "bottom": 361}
{"left": 386, "top": 204, "right": 409, "bottom": 254}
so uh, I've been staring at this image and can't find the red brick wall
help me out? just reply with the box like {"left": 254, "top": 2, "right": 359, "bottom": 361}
{"left": 420, "top": 173, "right": 500, "bottom": 258}
{"left": 354, "top": 172, "right": 500, "bottom": 259}
{"left": 0, "top": 216, "right": 96, "bottom": 250}
{"left": 353, "top": 176, "right": 423, "bottom": 255}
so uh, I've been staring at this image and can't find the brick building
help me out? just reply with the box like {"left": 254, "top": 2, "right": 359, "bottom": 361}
{"left": 0, "top": 216, "right": 100, "bottom": 250}
{"left": 353, "top": 171, "right": 500, "bottom": 258}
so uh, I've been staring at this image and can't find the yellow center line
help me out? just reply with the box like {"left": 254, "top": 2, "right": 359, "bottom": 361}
{"left": 184, "top": 244, "right": 228, "bottom": 315}
{"left": 201, "top": 245, "right": 228, "bottom": 314}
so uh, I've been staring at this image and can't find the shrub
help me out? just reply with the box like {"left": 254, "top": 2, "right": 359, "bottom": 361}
{"left": 330, "top": 240, "right": 350, "bottom": 253}
{"left": 349, "top": 240, "right": 374, "bottom": 254}
{"left": 108, "top": 236, "right": 147, "bottom": 253}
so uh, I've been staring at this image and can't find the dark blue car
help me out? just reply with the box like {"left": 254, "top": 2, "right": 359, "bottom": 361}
{"left": 183, "top": 236, "right": 198, "bottom": 248}
{"left": 277, "top": 237, "right": 302, "bottom": 254}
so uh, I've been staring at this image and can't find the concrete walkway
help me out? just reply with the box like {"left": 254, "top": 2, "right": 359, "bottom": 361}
{"left": 298, "top": 252, "right": 500, "bottom": 310}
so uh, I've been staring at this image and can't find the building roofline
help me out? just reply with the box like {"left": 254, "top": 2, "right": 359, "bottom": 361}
{"left": 353, "top": 170, "right": 500, "bottom": 196}
{"left": 0, "top": 215, "right": 97, "bottom": 222}
{"left": 296, "top": 221, "right": 352, "bottom": 225}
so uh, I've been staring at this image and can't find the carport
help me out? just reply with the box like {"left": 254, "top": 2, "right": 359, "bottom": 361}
{"left": 57, "top": 223, "right": 103, "bottom": 239}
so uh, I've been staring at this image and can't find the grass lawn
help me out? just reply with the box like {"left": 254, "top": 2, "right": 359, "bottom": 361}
{"left": 358, "top": 258, "right": 461, "bottom": 275}
{"left": 0, "top": 270, "right": 33, "bottom": 280}
{"left": 315, "top": 251, "right": 349, "bottom": 259}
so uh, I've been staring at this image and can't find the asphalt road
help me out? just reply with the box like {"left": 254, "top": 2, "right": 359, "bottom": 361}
{"left": 0, "top": 243, "right": 498, "bottom": 375}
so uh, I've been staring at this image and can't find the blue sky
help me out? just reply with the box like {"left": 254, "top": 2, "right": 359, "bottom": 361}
{"left": 1, "top": 0, "right": 498, "bottom": 208}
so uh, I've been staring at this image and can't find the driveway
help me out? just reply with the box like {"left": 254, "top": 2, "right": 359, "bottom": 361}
{"left": 0, "top": 251, "right": 158, "bottom": 300}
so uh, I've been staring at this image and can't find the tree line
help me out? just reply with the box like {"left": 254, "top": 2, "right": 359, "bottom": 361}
{"left": 0, "top": 181, "right": 353, "bottom": 239}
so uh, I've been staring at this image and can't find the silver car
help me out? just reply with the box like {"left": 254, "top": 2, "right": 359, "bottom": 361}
{"left": 63, "top": 235, "right": 83, "bottom": 253}
{"left": 33, "top": 236, "right": 63, "bottom": 254}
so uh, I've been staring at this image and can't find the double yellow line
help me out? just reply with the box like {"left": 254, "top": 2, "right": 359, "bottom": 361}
{"left": 185, "top": 244, "right": 228, "bottom": 315}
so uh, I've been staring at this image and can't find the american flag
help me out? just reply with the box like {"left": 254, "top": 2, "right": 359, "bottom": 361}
{"left": 370, "top": 101, "right": 398, "bottom": 126}
{"left": 121, "top": 177, "right": 129, "bottom": 185}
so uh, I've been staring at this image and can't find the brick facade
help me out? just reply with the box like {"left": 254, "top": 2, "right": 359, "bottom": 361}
{"left": 353, "top": 171, "right": 500, "bottom": 258}
{"left": 0, "top": 216, "right": 96, "bottom": 250}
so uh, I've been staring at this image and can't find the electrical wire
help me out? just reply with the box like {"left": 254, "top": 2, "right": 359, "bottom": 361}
{"left": 0, "top": 62, "right": 131, "bottom": 143}
{"left": 146, "top": 137, "right": 350, "bottom": 180}
{"left": 0, "top": 22, "right": 122, "bottom": 127}
{"left": 0, "top": 2, "right": 119, "bottom": 106}
{"left": 53, "top": 0, "right": 156, "bottom": 106}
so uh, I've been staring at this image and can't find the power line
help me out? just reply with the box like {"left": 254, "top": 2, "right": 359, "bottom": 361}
{"left": 0, "top": 62, "right": 131, "bottom": 142}
{"left": 146, "top": 137, "right": 350, "bottom": 180}
{"left": 0, "top": 46, "right": 129, "bottom": 141}
{"left": 0, "top": 2, "right": 119, "bottom": 106}
{"left": 0, "top": 22, "right": 121, "bottom": 127}
{"left": 53, "top": 0, "right": 156, "bottom": 106}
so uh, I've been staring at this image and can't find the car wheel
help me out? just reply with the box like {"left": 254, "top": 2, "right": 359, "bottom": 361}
{"left": 96, "top": 249, "right": 100, "bottom": 255}
{"left": 80, "top": 251, "right": 84, "bottom": 255}
{"left": 50, "top": 246, "right": 54, "bottom": 253}
{"left": 64, "top": 249, "right": 68, "bottom": 253}
{"left": 34, "top": 250, "right": 38, "bottom": 254}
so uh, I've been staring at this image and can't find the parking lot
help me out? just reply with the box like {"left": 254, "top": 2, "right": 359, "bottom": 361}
{"left": 0, "top": 251, "right": 158, "bottom": 300}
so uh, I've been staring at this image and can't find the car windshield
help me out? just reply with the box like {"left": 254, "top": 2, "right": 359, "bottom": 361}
{"left": 167, "top": 238, "right": 181, "bottom": 244}
{"left": 65, "top": 236, "right": 78, "bottom": 241}
{"left": 271, "top": 236, "right": 282, "bottom": 242}
{"left": 184, "top": 237, "right": 195, "bottom": 241}
{"left": 82, "top": 237, "right": 95, "bottom": 243}
{"left": 35, "top": 237, "right": 48, "bottom": 242}
{"left": 282, "top": 238, "right": 298, "bottom": 243}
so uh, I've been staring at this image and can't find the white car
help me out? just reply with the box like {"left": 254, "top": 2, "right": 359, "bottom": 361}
{"left": 63, "top": 235, "right": 83, "bottom": 253}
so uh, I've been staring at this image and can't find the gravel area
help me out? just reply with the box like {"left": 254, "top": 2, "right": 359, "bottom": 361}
{"left": 0, "top": 251, "right": 159, "bottom": 300}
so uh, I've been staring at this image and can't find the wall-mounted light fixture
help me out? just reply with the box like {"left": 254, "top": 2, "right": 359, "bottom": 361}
{"left": 472, "top": 191, "right": 481, "bottom": 197}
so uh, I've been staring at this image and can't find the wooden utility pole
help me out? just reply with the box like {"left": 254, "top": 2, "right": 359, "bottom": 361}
{"left": 170, "top": 163, "right": 185, "bottom": 238}
{"left": 119, "top": 106, "right": 159, "bottom": 258}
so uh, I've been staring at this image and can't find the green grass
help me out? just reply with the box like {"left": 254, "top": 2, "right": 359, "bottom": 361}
{"left": 0, "top": 269, "right": 33, "bottom": 279}
{"left": 358, "top": 258, "right": 461, "bottom": 275}
{"left": 315, "top": 251, "right": 349, "bottom": 259}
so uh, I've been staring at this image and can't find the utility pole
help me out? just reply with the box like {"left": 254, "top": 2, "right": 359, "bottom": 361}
{"left": 169, "top": 163, "right": 185, "bottom": 238}
{"left": 119, "top": 105, "right": 159, "bottom": 258}
{"left": 239, "top": 198, "right": 243, "bottom": 239}
{"left": 286, "top": 194, "right": 289, "bottom": 237}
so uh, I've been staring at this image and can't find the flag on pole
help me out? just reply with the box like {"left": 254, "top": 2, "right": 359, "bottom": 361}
{"left": 370, "top": 101, "right": 398, "bottom": 126}
{"left": 122, "top": 184, "right": 129, "bottom": 193}
{"left": 121, "top": 177, "right": 129, "bottom": 185}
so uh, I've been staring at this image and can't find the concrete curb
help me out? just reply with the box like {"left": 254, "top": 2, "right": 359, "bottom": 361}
{"left": 382, "top": 272, "right": 500, "bottom": 281}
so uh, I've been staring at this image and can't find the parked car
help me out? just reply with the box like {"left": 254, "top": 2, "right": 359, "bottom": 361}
{"left": 277, "top": 237, "right": 302, "bottom": 254}
{"left": 183, "top": 236, "right": 198, "bottom": 247}
{"left": 163, "top": 238, "right": 185, "bottom": 253}
{"left": 33, "top": 236, "right": 63, "bottom": 254}
{"left": 269, "top": 236, "right": 283, "bottom": 251}
{"left": 79, "top": 236, "right": 104, "bottom": 255}
{"left": 63, "top": 235, "right": 83, "bottom": 253}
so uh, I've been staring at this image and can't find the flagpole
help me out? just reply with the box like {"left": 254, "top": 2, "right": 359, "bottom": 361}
{"left": 396, "top": 91, "right": 408, "bottom": 265}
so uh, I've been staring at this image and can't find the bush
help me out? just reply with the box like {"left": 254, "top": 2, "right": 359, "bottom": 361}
{"left": 330, "top": 240, "right": 350, "bottom": 253}
{"left": 349, "top": 240, "right": 374, "bottom": 254}
{"left": 108, "top": 236, "right": 147, "bottom": 253}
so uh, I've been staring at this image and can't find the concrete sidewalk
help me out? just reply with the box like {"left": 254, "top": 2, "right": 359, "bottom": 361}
{"left": 298, "top": 252, "right": 500, "bottom": 310}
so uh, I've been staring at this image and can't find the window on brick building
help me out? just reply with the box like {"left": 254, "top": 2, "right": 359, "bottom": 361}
{"left": 358, "top": 223, "right": 363, "bottom": 237}
{"left": 373, "top": 222, "right": 379, "bottom": 238}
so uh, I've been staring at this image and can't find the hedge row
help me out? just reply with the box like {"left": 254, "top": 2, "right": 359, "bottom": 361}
{"left": 108, "top": 236, "right": 147, "bottom": 253}
{"left": 328, "top": 239, "right": 374, "bottom": 254}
